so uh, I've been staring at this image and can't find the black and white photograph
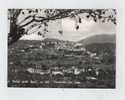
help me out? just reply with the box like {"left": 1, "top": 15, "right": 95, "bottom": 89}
{"left": 8, "top": 9, "right": 116, "bottom": 88}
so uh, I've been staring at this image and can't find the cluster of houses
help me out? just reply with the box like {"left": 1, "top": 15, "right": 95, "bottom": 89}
{"left": 26, "top": 64, "right": 103, "bottom": 81}
{"left": 40, "top": 39, "right": 86, "bottom": 52}
{"left": 39, "top": 38, "right": 101, "bottom": 62}
{"left": 40, "top": 38, "right": 75, "bottom": 50}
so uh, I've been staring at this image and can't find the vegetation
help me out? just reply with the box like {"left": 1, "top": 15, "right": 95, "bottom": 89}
{"left": 8, "top": 9, "right": 116, "bottom": 88}
{"left": 8, "top": 9, "right": 116, "bottom": 45}
{"left": 8, "top": 40, "right": 115, "bottom": 88}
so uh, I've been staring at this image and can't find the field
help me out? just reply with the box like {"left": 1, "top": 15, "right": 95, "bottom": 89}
{"left": 8, "top": 40, "right": 116, "bottom": 88}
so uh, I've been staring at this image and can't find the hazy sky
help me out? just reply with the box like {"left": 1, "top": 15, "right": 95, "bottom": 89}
{"left": 20, "top": 16, "right": 116, "bottom": 42}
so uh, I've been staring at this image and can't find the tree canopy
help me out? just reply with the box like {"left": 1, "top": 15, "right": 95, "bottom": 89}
{"left": 8, "top": 9, "right": 116, "bottom": 45}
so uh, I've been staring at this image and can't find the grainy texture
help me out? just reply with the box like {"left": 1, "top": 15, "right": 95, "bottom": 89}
{"left": 8, "top": 9, "right": 116, "bottom": 88}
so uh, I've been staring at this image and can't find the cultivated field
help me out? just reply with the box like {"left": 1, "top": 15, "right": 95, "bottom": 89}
{"left": 8, "top": 40, "right": 116, "bottom": 88}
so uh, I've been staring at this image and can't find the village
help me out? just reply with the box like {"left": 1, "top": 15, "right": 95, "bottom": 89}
{"left": 8, "top": 39, "right": 115, "bottom": 88}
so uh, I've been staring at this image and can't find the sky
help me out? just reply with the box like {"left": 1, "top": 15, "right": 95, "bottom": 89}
{"left": 20, "top": 13, "right": 116, "bottom": 42}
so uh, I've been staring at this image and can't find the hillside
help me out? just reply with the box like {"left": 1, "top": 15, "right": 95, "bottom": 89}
{"left": 85, "top": 43, "right": 115, "bottom": 53}
{"left": 78, "top": 34, "right": 116, "bottom": 46}
{"left": 8, "top": 37, "right": 116, "bottom": 88}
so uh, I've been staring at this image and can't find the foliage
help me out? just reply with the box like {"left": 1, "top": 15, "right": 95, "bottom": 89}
{"left": 8, "top": 9, "right": 117, "bottom": 45}
{"left": 8, "top": 40, "right": 115, "bottom": 88}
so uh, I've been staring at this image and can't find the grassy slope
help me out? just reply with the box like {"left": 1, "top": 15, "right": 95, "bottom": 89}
{"left": 8, "top": 40, "right": 116, "bottom": 88}
{"left": 79, "top": 34, "right": 116, "bottom": 46}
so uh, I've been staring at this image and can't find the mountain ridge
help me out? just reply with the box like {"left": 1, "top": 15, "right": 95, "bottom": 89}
{"left": 78, "top": 34, "right": 116, "bottom": 46}
{"left": 19, "top": 34, "right": 116, "bottom": 47}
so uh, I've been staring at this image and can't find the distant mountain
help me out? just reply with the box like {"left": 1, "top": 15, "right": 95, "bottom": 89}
{"left": 78, "top": 34, "right": 116, "bottom": 46}
{"left": 42, "top": 38, "right": 62, "bottom": 42}
{"left": 42, "top": 38, "right": 75, "bottom": 43}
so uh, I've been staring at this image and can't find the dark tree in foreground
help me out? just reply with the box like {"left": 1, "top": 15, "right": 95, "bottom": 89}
{"left": 8, "top": 9, "right": 116, "bottom": 45}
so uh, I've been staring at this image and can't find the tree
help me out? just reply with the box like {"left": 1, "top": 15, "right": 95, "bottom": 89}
{"left": 8, "top": 9, "right": 116, "bottom": 45}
